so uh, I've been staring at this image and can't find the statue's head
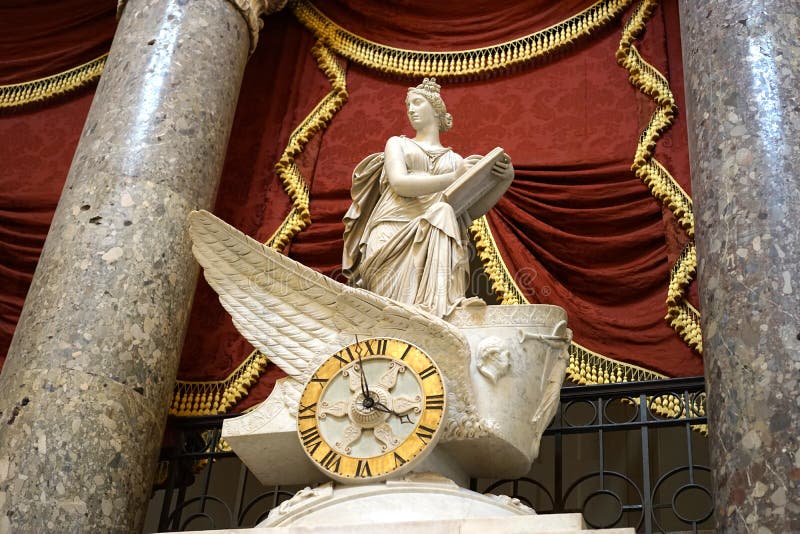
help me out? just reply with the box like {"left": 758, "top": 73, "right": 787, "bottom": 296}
{"left": 406, "top": 78, "right": 453, "bottom": 132}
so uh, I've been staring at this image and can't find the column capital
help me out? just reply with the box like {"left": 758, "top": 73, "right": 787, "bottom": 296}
{"left": 229, "top": 0, "right": 289, "bottom": 53}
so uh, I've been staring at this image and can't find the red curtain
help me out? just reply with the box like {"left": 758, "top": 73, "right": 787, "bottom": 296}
{"left": 310, "top": 0, "right": 599, "bottom": 50}
{"left": 0, "top": 0, "right": 702, "bottom": 410}
{"left": 0, "top": 1, "right": 117, "bottom": 366}
{"left": 0, "top": 0, "right": 116, "bottom": 84}
{"left": 281, "top": 0, "right": 702, "bottom": 384}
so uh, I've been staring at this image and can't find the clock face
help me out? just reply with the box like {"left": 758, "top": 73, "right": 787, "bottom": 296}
{"left": 297, "top": 337, "right": 446, "bottom": 484}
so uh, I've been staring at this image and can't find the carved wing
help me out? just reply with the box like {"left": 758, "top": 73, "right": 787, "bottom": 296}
{"left": 188, "top": 210, "right": 473, "bottom": 410}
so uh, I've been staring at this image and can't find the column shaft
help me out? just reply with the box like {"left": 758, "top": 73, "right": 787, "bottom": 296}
{"left": 0, "top": 0, "right": 249, "bottom": 531}
{"left": 679, "top": 1, "right": 799, "bottom": 532}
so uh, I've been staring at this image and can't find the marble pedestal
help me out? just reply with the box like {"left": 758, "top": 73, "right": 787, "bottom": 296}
{"left": 209, "top": 305, "right": 584, "bottom": 532}
{"left": 173, "top": 474, "right": 633, "bottom": 533}
{"left": 182, "top": 515, "right": 633, "bottom": 534}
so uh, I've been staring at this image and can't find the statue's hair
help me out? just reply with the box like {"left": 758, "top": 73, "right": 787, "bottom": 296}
{"left": 407, "top": 77, "right": 453, "bottom": 132}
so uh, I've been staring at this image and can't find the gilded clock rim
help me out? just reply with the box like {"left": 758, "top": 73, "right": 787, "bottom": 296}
{"left": 296, "top": 337, "right": 446, "bottom": 484}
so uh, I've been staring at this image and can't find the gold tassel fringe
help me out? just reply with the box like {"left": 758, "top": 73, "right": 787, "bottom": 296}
{"left": 170, "top": 350, "right": 269, "bottom": 416}
{"left": 0, "top": 54, "right": 107, "bottom": 111}
{"left": 570, "top": 338, "right": 706, "bottom": 429}
{"left": 616, "top": 0, "right": 702, "bottom": 353}
{"left": 265, "top": 40, "right": 348, "bottom": 251}
{"left": 291, "top": 0, "right": 634, "bottom": 79}
{"left": 7, "top": 5, "right": 698, "bottom": 415}
{"left": 470, "top": 215, "right": 526, "bottom": 305}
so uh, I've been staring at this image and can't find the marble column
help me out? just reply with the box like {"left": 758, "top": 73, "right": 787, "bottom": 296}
{"left": 679, "top": 1, "right": 799, "bottom": 532}
{"left": 0, "top": 0, "right": 265, "bottom": 531}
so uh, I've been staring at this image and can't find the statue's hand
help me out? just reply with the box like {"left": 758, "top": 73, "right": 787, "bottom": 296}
{"left": 491, "top": 156, "right": 514, "bottom": 181}
{"left": 457, "top": 155, "right": 483, "bottom": 177}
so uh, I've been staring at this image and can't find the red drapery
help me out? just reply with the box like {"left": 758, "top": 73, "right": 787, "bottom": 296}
{"left": 0, "top": 0, "right": 116, "bottom": 84}
{"left": 0, "top": 0, "right": 702, "bottom": 411}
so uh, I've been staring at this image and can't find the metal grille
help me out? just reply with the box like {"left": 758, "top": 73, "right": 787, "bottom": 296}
{"left": 144, "top": 377, "right": 712, "bottom": 533}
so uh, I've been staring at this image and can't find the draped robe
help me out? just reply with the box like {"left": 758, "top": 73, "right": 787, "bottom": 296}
{"left": 342, "top": 136, "right": 471, "bottom": 317}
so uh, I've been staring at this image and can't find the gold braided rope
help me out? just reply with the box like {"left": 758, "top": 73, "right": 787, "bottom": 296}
{"left": 265, "top": 40, "right": 348, "bottom": 251}
{"left": 169, "top": 41, "right": 347, "bottom": 416}
{"left": 6, "top": 4, "right": 699, "bottom": 415}
{"left": 291, "top": 0, "right": 634, "bottom": 78}
{"left": 0, "top": 54, "right": 108, "bottom": 111}
{"left": 616, "top": 0, "right": 702, "bottom": 353}
{"left": 470, "top": 215, "right": 526, "bottom": 305}
{"left": 170, "top": 350, "right": 269, "bottom": 416}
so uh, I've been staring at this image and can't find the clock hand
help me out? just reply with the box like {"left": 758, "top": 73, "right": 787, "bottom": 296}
{"left": 372, "top": 400, "right": 414, "bottom": 424}
{"left": 357, "top": 350, "right": 375, "bottom": 409}
{"left": 354, "top": 341, "right": 410, "bottom": 422}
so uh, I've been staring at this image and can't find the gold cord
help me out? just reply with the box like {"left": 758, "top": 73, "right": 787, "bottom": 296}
{"left": 170, "top": 350, "right": 269, "bottom": 416}
{"left": 0, "top": 54, "right": 107, "bottom": 111}
{"left": 616, "top": 0, "right": 702, "bottom": 352}
{"left": 265, "top": 41, "right": 348, "bottom": 251}
{"left": 470, "top": 216, "right": 526, "bottom": 305}
{"left": 2, "top": 2, "right": 701, "bottom": 415}
{"left": 291, "top": 0, "right": 634, "bottom": 79}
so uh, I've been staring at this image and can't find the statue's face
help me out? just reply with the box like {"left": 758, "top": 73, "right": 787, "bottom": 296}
{"left": 406, "top": 92, "right": 437, "bottom": 131}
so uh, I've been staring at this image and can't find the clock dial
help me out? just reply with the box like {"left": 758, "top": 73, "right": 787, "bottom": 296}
{"left": 297, "top": 338, "right": 446, "bottom": 483}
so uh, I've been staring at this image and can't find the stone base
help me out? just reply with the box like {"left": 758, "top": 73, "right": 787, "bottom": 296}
{"left": 180, "top": 514, "right": 633, "bottom": 533}
{"left": 172, "top": 474, "right": 633, "bottom": 534}
{"left": 259, "top": 473, "right": 533, "bottom": 527}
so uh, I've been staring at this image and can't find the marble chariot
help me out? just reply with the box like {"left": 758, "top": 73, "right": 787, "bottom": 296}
{"left": 185, "top": 79, "right": 630, "bottom": 533}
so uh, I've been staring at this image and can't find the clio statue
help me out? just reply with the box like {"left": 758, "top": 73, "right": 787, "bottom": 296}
{"left": 342, "top": 78, "right": 514, "bottom": 317}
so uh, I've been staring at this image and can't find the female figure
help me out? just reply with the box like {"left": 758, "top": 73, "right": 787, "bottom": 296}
{"left": 342, "top": 79, "right": 504, "bottom": 317}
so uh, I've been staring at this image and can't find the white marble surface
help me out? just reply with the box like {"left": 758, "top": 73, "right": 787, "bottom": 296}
{"left": 178, "top": 513, "right": 635, "bottom": 533}
{"left": 259, "top": 473, "right": 532, "bottom": 527}
{"left": 443, "top": 305, "right": 571, "bottom": 477}
{"left": 222, "top": 378, "right": 326, "bottom": 486}
{"left": 222, "top": 304, "right": 571, "bottom": 484}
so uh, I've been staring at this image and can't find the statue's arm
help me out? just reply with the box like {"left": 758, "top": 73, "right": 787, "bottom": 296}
{"left": 384, "top": 136, "right": 459, "bottom": 198}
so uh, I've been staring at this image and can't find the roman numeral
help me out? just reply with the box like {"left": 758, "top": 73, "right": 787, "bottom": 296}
{"left": 399, "top": 344, "right": 412, "bottom": 360}
{"left": 425, "top": 394, "right": 444, "bottom": 410}
{"left": 301, "top": 427, "right": 321, "bottom": 447}
{"left": 416, "top": 425, "right": 435, "bottom": 444}
{"left": 355, "top": 460, "right": 372, "bottom": 477}
{"left": 365, "top": 338, "right": 388, "bottom": 355}
{"left": 419, "top": 365, "right": 437, "bottom": 380}
{"left": 393, "top": 452, "right": 407, "bottom": 467}
{"left": 310, "top": 373, "right": 328, "bottom": 386}
{"left": 332, "top": 347, "right": 357, "bottom": 366}
{"left": 321, "top": 450, "right": 341, "bottom": 472}
{"left": 298, "top": 403, "right": 317, "bottom": 419}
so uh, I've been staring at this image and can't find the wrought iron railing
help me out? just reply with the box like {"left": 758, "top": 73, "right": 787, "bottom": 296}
{"left": 144, "top": 377, "right": 711, "bottom": 533}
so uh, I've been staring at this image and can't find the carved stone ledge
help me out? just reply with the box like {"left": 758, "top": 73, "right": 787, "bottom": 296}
{"left": 259, "top": 474, "right": 535, "bottom": 528}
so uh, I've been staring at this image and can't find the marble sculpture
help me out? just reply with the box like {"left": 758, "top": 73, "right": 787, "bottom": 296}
{"left": 187, "top": 78, "right": 574, "bottom": 528}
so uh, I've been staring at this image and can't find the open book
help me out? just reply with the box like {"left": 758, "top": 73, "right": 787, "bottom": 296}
{"left": 442, "top": 147, "right": 512, "bottom": 220}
